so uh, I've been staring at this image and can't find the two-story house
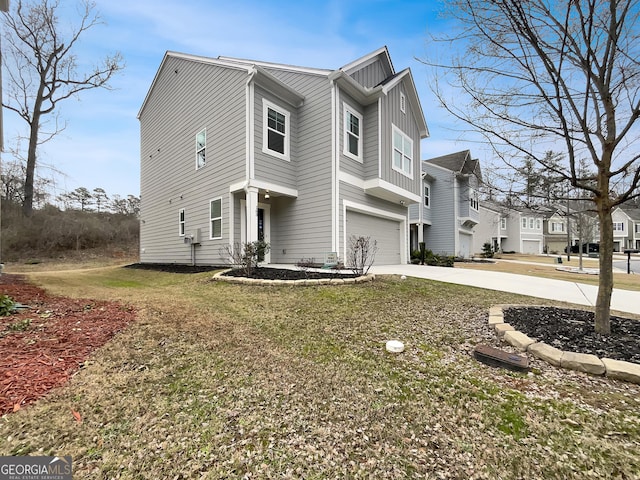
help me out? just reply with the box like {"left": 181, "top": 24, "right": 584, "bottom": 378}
{"left": 409, "top": 150, "right": 482, "bottom": 258}
{"left": 612, "top": 206, "right": 640, "bottom": 251}
{"left": 473, "top": 201, "right": 544, "bottom": 254}
{"left": 543, "top": 208, "right": 570, "bottom": 254}
{"left": 138, "top": 47, "right": 429, "bottom": 266}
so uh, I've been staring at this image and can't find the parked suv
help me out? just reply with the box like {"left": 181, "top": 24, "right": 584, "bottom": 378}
{"left": 564, "top": 243, "right": 599, "bottom": 254}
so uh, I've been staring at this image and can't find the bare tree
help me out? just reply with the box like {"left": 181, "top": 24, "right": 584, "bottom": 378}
{"left": 425, "top": 0, "right": 640, "bottom": 334}
{"left": 2, "top": 0, "right": 124, "bottom": 217}
{"left": 347, "top": 235, "right": 378, "bottom": 276}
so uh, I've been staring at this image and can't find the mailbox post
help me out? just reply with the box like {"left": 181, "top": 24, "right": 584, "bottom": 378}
{"left": 623, "top": 249, "right": 639, "bottom": 274}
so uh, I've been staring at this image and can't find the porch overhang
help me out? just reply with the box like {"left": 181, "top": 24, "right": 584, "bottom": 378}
{"left": 459, "top": 217, "right": 479, "bottom": 228}
{"left": 363, "top": 178, "right": 420, "bottom": 205}
{"left": 229, "top": 179, "right": 298, "bottom": 198}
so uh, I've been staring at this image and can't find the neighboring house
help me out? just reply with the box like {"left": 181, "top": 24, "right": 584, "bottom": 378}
{"left": 473, "top": 202, "right": 507, "bottom": 254}
{"left": 472, "top": 201, "right": 544, "bottom": 254}
{"left": 543, "top": 208, "right": 570, "bottom": 254}
{"left": 409, "top": 150, "right": 482, "bottom": 258}
{"left": 138, "top": 47, "right": 429, "bottom": 266}
{"left": 612, "top": 206, "right": 640, "bottom": 251}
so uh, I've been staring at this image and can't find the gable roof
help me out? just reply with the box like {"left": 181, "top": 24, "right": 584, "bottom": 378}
{"left": 617, "top": 206, "right": 640, "bottom": 221}
{"left": 424, "top": 150, "right": 482, "bottom": 181}
{"left": 340, "top": 46, "right": 394, "bottom": 78}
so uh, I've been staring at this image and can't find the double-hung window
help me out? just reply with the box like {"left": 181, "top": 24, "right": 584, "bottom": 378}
{"left": 500, "top": 218, "right": 507, "bottom": 230}
{"left": 469, "top": 189, "right": 479, "bottom": 211}
{"left": 424, "top": 185, "right": 430, "bottom": 208}
{"left": 263, "top": 99, "right": 290, "bottom": 160}
{"left": 535, "top": 218, "right": 541, "bottom": 230}
{"left": 613, "top": 222, "right": 625, "bottom": 232}
{"left": 529, "top": 218, "right": 535, "bottom": 229}
{"left": 392, "top": 125, "right": 413, "bottom": 177}
{"left": 196, "top": 129, "right": 206, "bottom": 169}
{"left": 551, "top": 221, "right": 564, "bottom": 233}
{"left": 179, "top": 209, "right": 185, "bottom": 236}
{"left": 343, "top": 104, "right": 362, "bottom": 161}
{"left": 522, "top": 218, "right": 527, "bottom": 229}
{"left": 210, "top": 199, "right": 222, "bottom": 239}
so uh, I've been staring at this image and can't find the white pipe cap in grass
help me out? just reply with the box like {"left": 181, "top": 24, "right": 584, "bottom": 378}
{"left": 385, "top": 340, "right": 405, "bottom": 353}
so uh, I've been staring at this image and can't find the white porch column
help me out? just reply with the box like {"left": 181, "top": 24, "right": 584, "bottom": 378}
{"left": 417, "top": 222, "right": 424, "bottom": 244}
{"left": 245, "top": 187, "right": 259, "bottom": 243}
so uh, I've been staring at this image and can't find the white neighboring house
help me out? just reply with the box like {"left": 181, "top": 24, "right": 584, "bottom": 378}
{"left": 612, "top": 206, "right": 640, "bottom": 252}
{"left": 473, "top": 201, "right": 544, "bottom": 254}
{"left": 408, "top": 150, "right": 482, "bottom": 258}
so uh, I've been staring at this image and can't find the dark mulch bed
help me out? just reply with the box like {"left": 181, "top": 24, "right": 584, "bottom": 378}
{"left": 124, "top": 263, "right": 222, "bottom": 274}
{"left": 223, "top": 267, "right": 358, "bottom": 280}
{"left": 504, "top": 306, "right": 640, "bottom": 364}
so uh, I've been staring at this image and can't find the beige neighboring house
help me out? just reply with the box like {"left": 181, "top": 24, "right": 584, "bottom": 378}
{"left": 612, "top": 206, "right": 640, "bottom": 252}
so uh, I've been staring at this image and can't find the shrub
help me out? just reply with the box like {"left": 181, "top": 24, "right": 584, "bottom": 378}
{"left": 0, "top": 294, "right": 16, "bottom": 316}
{"left": 482, "top": 242, "right": 494, "bottom": 258}
{"left": 347, "top": 235, "right": 377, "bottom": 275}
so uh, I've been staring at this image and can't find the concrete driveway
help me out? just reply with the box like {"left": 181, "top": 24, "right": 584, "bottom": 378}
{"left": 369, "top": 264, "right": 640, "bottom": 316}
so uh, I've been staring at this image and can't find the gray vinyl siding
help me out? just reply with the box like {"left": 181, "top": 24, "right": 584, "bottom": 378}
{"left": 339, "top": 92, "right": 365, "bottom": 178}
{"left": 349, "top": 60, "right": 387, "bottom": 88}
{"left": 139, "top": 56, "right": 246, "bottom": 264}
{"left": 379, "top": 83, "right": 421, "bottom": 196}
{"left": 254, "top": 86, "right": 298, "bottom": 189}
{"left": 256, "top": 69, "right": 335, "bottom": 263}
{"left": 363, "top": 102, "right": 379, "bottom": 179}
{"left": 423, "top": 165, "right": 456, "bottom": 256}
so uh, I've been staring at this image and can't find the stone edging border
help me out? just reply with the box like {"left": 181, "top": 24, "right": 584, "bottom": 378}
{"left": 489, "top": 305, "right": 640, "bottom": 385}
{"left": 211, "top": 269, "right": 375, "bottom": 286}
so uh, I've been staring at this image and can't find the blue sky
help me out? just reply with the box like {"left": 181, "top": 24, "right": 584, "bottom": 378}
{"left": 3, "top": 0, "right": 476, "bottom": 201}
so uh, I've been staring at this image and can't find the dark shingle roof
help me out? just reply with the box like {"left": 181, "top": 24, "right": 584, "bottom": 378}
{"left": 423, "top": 150, "right": 482, "bottom": 180}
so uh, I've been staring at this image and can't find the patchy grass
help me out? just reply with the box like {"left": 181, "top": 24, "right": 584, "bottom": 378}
{"left": 459, "top": 254, "right": 640, "bottom": 292}
{"left": 1, "top": 268, "right": 639, "bottom": 479}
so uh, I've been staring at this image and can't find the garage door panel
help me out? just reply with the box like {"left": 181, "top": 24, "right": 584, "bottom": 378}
{"left": 522, "top": 240, "right": 540, "bottom": 255}
{"left": 346, "top": 211, "right": 401, "bottom": 265}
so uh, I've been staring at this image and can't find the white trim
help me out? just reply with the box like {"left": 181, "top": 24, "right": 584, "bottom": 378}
{"left": 209, "top": 197, "right": 223, "bottom": 240}
{"left": 228, "top": 193, "right": 234, "bottom": 247}
{"left": 343, "top": 102, "right": 363, "bottom": 162}
{"left": 423, "top": 184, "right": 430, "bottom": 209}
{"left": 229, "top": 179, "right": 298, "bottom": 198}
{"left": 219, "top": 55, "right": 330, "bottom": 76}
{"left": 391, "top": 124, "right": 413, "bottom": 179}
{"left": 240, "top": 200, "right": 272, "bottom": 263}
{"left": 377, "top": 98, "right": 382, "bottom": 178}
{"left": 338, "top": 170, "right": 365, "bottom": 189}
{"left": 362, "top": 178, "right": 421, "bottom": 203}
{"left": 262, "top": 98, "right": 290, "bottom": 161}
{"left": 331, "top": 81, "right": 338, "bottom": 252}
{"left": 343, "top": 199, "right": 408, "bottom": 264}
{"left": 246, "top": 73, "right": 255, "bottom": 179}
{"left": 178, "top": 208, "right": 185, "bottom": 236}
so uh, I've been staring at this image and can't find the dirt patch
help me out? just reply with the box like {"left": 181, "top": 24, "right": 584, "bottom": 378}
{"left": 0, "top": 274, "right": 136, "bottom": 415}
{"left": 504, "top": 306, "right": 640, "bottom": 363}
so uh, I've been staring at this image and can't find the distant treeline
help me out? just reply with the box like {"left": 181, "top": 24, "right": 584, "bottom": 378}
{"left": 1, "top": 199, "right": 139, "bottom": 262}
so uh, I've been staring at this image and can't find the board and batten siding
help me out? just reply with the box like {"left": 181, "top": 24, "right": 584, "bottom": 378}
{"left": 257, "top": 68, "right": 335, "bottom": 263}
{"left": 349, "top": 60, "right": 387, "bottom": 88}
{"left": 139, "top": 56, "right": 247, "bottom": 264}
{"left": 379, "top": 83, "right": 421, "bottom": 196}
{"left": 363, "top": 102, "right": 379, "bottom": 180}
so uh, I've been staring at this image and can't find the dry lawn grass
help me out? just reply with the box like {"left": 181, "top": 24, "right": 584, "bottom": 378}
{"left": 457, "top": 254, "right": 640, "bottom": 292}
{"left": 1, "top": 266, "right": 639, "bottom": 479}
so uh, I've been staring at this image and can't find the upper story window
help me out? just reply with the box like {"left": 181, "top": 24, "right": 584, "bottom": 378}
{"left": 536, "top": 218, "right": 541, "bottom": 230}
{"left": 635, "top": 223, "right": 640, "bottom": 234}
{"left": 392, "top": 125, "right": 413, "bottom": 178}
{"left": 210, "top": 198, "right": 222, "bottom": 239}
{"left": 400, "top": 92, "right": 406, "bottom": 114}
{"left": 500, "top": 217, "right": 506, "bottom": 230}
{"left": 343, "top": 104, "right": 362, "bottom": 162}
{"left": 179, "top": 209, "right": 185, "bottom": 236}
{"left": 263, "top": 99, "right": 290, "bottom": 161}
{"left": 196, "top": 129, "right": 206, "bottom": 169}
{"left": 613, "top": 222, "right": 625, "bottom": 232}
{"left": 424, "top": 185, "right": 430, "bottom": 208}
{"left": 469, "top": 189, "right": 479, "bottom": 211}
{"left": 551, "top": 221, "right": 565, "bottom": 232}
{"left": 521, "top": 217, "right": 527, "bottom": 229}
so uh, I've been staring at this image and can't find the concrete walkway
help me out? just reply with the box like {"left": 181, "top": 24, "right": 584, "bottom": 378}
{"left": 369, "top": 264, "right": 640, "bottom": 316}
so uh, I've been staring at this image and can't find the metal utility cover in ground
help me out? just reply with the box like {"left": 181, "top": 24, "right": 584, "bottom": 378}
{"left": 474, "top": 344, "right": 529, "bottom": 372}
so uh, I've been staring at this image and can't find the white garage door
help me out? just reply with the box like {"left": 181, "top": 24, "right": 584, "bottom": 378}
{"left": 522, "top": 240, "right": 541, "bottom": 255}
{"left": 346, "top": 211, "right": 401, "bottom": 265}
{"left": 459, "top": 233, "right": 472, "bottom": 258}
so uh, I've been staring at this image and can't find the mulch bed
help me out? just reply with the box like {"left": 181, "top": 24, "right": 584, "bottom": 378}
{"left": 0, "top": 274, "right": 136, "bottom": 416}
{"left": 504, "top": 306, "right": 640, "bottom": 363}
{"left": 222, "top": 267, "right": 358, "bottom": 280}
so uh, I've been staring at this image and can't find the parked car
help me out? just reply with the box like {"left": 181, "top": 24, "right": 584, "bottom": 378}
{"left": 564, "top": 243, "right": 599, "bottom": 254}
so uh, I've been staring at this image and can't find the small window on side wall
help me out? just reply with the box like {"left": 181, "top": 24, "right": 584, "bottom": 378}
{"left": 392, "top": 125, "right": 413, "bottom": 178}
{"left": 196, "top": 129, "right": 206, "bottom": 169}
{"left": 424, "top": 185, "right": 430, "bottom": 208}
{"left": 263, "top": 99, "right": 290, "bottom": 160}
{"left": 400, "top": 92, "right": 406, "bottom": 114}
{"left": 210, "top": 199, "right": 222, "bottom": 239}
{"left": 343, "top": 104, "right": 362, "bottom": 162}
{"left": 179, "top": 209, "right": 185, "bottom": 236}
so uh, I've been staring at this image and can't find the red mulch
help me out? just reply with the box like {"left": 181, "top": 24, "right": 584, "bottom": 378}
{"left": 0, "top": 274, "right": 136, "bottom": 416}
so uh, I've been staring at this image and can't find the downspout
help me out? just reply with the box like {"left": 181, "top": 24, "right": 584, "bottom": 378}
{"left": 331, "top": 79, "right": 338, "bottom": 254}
{"left": 452, "top": 172, "right": 459, "bottom": 256}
